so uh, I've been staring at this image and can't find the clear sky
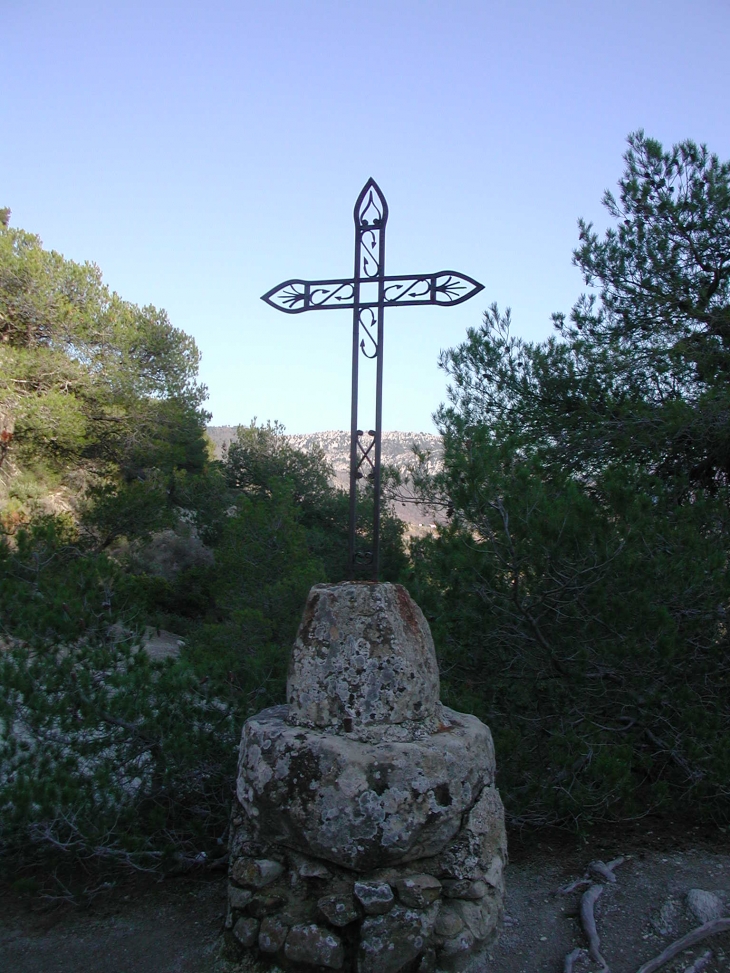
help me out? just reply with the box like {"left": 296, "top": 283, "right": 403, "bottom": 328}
{"left": 2, "top": 0, "right": 729, "bottom": 433}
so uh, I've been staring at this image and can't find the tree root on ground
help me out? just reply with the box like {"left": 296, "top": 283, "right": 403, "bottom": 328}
{"left": 589, "top": 857, "right": 626, "bottom": 883}
{"left": 559, "top": 856, "right": 628, "bottom": 894}
{"left": 558, "top": 854, "right": 730, "bottom": 973}
{"left": 559, "top": 857, "right": 629, "bottom": 972}
{"left": 581, "top": 884, "right": 609, "bottom": 971}
{"left": 634, "top": 919, "right": 730, "bottom": 973}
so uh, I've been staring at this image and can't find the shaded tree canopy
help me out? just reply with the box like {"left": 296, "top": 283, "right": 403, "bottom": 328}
{"left": 439, "top": 132, "right": 730, "bottom": 492}
{"left": 409, "top": 133, "right": 730, "bottom": 826}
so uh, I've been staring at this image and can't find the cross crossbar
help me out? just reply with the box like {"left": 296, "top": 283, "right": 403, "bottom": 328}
{"left": 262, "top": 271, "right": 484, "bottom": 314}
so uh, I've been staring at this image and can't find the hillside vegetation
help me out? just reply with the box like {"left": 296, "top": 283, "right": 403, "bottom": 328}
{"left": 207, "top": 427, "right": 443, "bottom": 527}
{"left": 1, "top": 131, "right": 729, "bottom": 896}
{"left": 0, "top": 209, "right": 406, "bottom": 892}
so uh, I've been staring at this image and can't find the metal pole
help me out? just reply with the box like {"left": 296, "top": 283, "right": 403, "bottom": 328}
{"left": 348, "top": 226, "right": 362, "bottom": 580}
{"left": 372, "top": 253, "right": 386, "bottom": 582}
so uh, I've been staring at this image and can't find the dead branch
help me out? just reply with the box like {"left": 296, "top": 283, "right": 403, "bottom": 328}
{"left": 644, "top": 728, "right": 704, "bottom": 783}
{"left": 205, "top": 851, "right": 229, "bottom": 871}
{"left": 28, "top": 818, "right": 163, "bottom": 873}
{"left": 683, "top": 951, "right": 712, "bottom": 973}
{"left": 581, "top": 884, "right": 609, "bottom": 971}
{"left": 561, "top": 877, "right": 593, "bottom": 894}
{"left": 564, "top": 947, "right": 589, "bottom": 973}
{"left": 560, "top": 856, "right": 628, "bottom": 894}
{"left": 634, "top": 920, "right": 730, "bottom": 973}
{"left": 99, "top": 711, "right": 161, "bottom": 753}
{"left": 589, "top": 857, "right": 627, "bottom": 883}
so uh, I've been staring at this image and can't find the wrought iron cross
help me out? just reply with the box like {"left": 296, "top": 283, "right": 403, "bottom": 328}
{"left": 262, "top": 178, "right": 484, "bottom": 581}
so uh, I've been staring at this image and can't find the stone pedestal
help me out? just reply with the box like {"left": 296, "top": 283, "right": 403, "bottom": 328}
{"left": 227, "top": 582, "right": 507, "bottom": 972}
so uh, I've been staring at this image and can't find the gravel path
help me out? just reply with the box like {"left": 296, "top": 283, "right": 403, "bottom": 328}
{"left": 2, "top": 837, "right": 730, "bottom": 973}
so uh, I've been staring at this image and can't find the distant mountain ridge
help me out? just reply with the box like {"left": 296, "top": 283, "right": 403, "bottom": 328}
{"left": 206, "top": 427, "right": 442, "bottom": 478}
{"left": 206, "top": 427, "right": 443, "bottom": 528}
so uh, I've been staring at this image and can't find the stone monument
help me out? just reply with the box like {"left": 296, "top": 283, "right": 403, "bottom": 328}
{"left": 226, "top": 582, "right": 507, "bottom": 972}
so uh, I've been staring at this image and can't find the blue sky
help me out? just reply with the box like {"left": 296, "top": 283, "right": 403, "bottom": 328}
{"left": 2, "top": 0, "right": 729, "bottom": 433}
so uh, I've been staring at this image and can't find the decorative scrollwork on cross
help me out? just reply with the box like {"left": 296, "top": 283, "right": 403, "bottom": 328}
{"left": 311, "top": 281, "right": 354, "bottom": 307}
{"left": 358, "top": 188, "right": 384, "bottom": 227}
{"left": 358, "top": 308, "right": 378, "bottom": 359}
{"left": 355, "top": 429, "right": 377, "bottom": 480}
{"left": 383, "top": 272, "right": 483, "bottom": 305}
{"left": 262, "top": 178, "right": 484, "bottom": 580}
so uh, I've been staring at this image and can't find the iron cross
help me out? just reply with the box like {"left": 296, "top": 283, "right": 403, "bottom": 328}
{"left": 262, "top": 178, "right": 484, "bottom": 581}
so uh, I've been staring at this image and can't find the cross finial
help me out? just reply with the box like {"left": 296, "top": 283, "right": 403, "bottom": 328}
{"left": 355, "top": 179, "right": 388, "bottom": 229}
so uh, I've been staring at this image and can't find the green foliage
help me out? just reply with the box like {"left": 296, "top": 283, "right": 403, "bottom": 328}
{"left": 226, "top": 419, "right": 350, "bottom": 579}
{"left": 0, "top": 216, "right": 210, "bottom": 535}
{"left": 410, "top": 133, "right": 730, "bottom": 828}
{"left": 0, "top": 416, "right": 410, "bottom": 885}
{"left": 225, "top": 420, "right": 407, "bottom": 583}
{"left": 189, "top": 421, "right": 407, "bottom": 707}
{"left": 186, "top": 489, "right": 326, "bottom": 710}
{"left": 0, "top": 516, "right": 117, "bottom": 644}
{"left": 0, "top": 214, "right": 238, "bottom": 885}
{"left": 411, "top": 455, "right": 730, "bottom": 825}
{"left": 0, "top": 519, "right": 237, "bottom": 879}
{"left": 0, "top": 639, "right": 237, "bottom": 878}
{"left": 442, "top": 133, "right": 730, "bottom": 492}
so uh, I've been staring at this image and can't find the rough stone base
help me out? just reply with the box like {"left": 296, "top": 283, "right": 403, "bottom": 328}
{"left": 227, "top": 583, "right": 507, "bottom": 973}
{"left": 226, "top": 783, "right": 506, "bottom": 972}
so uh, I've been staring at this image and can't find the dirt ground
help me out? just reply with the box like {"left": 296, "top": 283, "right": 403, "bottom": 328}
{"left": 2, "top": 823, "right": 729, "bottom": 973}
